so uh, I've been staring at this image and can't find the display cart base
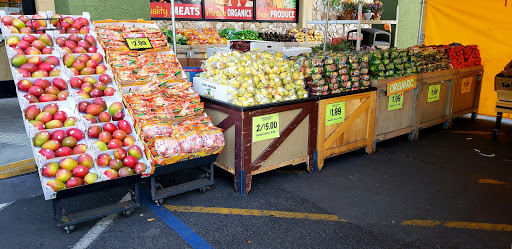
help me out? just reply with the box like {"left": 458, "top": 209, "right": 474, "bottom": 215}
{"left": 449, "top": 66, "right": 484, "bottom": 123}
{"left": 52, "top": 175, "right": 142, "bottom": 233}
{"left": 203, "top": 97, "right": 318, "bottom": 196}
{"left": 150, "top": 154, "right": 217, "bottom": 206}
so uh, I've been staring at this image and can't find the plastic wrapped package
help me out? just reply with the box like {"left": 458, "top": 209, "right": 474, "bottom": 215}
{"left": 154, "top": 137, "right": 181, "bottom": 158}
{"left": 324, "top": 64, "right": 337, "bottom": 72}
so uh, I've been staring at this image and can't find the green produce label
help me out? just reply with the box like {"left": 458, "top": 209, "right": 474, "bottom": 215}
{"left": 388, "top": 92, "right": 404, "bottom": 111}
{"left": 427, "top": 84, "right": 441, "bottom": 103}
{"left": 326, "top": 102, "right": 345, "bottom": 126}
{"left": 253, "top": 114, "right": 280, "bottom": 142}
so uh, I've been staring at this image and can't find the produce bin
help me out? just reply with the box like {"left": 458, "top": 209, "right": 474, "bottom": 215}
{"left": 203, "top": 97, "right": 318, "bottom": 195}
{"left": 450, "top": 66, "right": 484, "bottom": 120}
{"left": 371, "top": 75, "right": 420, "bottom": 145}
{"left": 416, "top": 69, "right": 455, "bottom": 136}
{"left": 316, "top": 89, "right": 377, "bottom": 170}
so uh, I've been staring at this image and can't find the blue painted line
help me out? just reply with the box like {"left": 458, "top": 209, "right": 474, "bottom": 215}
{"left": 141, "top": 192, "right": 214, "bottom": 249}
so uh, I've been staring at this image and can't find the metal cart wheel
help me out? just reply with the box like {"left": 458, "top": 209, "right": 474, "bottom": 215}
{"left": 64, "top": 225, "right": 75, "bottom": 233}
{"left": 155, "top": 199, "right": 164, "bottom": 206}
{"left": 122, "top": 210, "right": 132, "bottom": 217}
{"left": 199, "top": 186, "right": 210, "bottom": 193}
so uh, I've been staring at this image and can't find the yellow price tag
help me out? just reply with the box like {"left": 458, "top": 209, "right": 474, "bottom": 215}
{"left": 125, "top": 37, "right": 153, "bottom": 50}
{"left": 253, "top": 113, "right": 279, "bottom": 142}
{"left": 427, "top": 84, "right": 440, "bottom": 103}
{"left": 461, "top": 77, "right": 472, "bottom": 94}
{"left": 325, "top": 101, "right": 345, "bottom": 126}
{"left": 388, "top": 92, "right": 404, "bottom": 111}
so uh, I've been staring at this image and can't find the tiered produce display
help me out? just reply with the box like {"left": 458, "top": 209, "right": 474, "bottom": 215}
{"left": 1, "top": 12, "right": 152, "bottom": 201}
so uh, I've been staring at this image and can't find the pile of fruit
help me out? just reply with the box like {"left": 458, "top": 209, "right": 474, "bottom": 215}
{"left": 200, "top": 50, "right": 309, "bottom": 106}
{"left": 70, "top": 74, "right": 116, "bottom": 99}
{"left": 122, "top": 81, "right": 225, "bottom": 166}
{"left": 95, "top": 25, "right": 167, "bottom": 50}
{"left": 295, "top": 51, "right": 370, "bottom": 95}
{"left": 49, "top": 14, "right": 91, "bottom": 34}
{"left": 369, "top": 47, "right": 451, "bottom": 79}
{"left": 447, "top": 45, "right": 481, "bottom": 69}
{"left": 288, "top": 29, "right": 324, "bottom": 42}
{"left": 32, "top": 127, "right": 88, "bottom": 159}
{"left": 106, "top": 50, "right": 184, "bottom": 85}
{"left": 18, "top": 78, "right": 69, "bottom": 103}
{"left": 95, "top": 145, "right": 147, "bottom": 180}
{"left": 11, "top": 54, "right": 61, "bottom": 78}
{"left": 41, "top": 154, "right": 100, "bottom": 191}
{"left": 55, "top": 34, "right": 99, "bottom": 54}
{"left": 24, "top": 102, "right": 78, "bottom": 130}
{"left": 87, "top": 120, "right": 135, "bottom": 151}
{"left": 1, "top": 14, "right": 48, "bottom": 34}
{"left": 62, "top": 52, "right": 107, "bottom": 76}
{"left": 177, "top": 28, "right": 227, "bottom": 45}
{"left": 6, "top": 34, "right": 54, "bottom": 55}
{"left": 77, "top": 97, "right": 126, "bottom": 124}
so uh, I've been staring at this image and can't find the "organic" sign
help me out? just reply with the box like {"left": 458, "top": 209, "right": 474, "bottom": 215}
{"left": 387, "top": 75, "right": 417, "bottom": 96}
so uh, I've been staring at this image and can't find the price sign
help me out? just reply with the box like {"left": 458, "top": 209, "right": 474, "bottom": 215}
{"left": 325, "top": 101, "right": 345, "bottom": 126}
{"left": 123, "top": 33, "right": 152, "bottom": 50}
{"left": 388, "top": 92, "right": 404, "bottom": 111}
{"left": 427, "top": 84, "right": 441, "bottom": 103}
{"left": 253, "top": 113, "right": 280, "bottom": 142}
{"left": 461, "top": 77, "right": 473, "bottom": 94}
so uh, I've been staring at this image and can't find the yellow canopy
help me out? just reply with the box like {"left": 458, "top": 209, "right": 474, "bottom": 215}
{"left": 424, "top": 0, "right": 512, "bottom": 117}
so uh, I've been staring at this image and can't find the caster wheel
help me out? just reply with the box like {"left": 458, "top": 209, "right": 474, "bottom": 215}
{"left": 64, "top": 225, "right": 75, "bottom": 233}
{"left": 155, "top": 199, "right": 163, "bottom": 206}
{"left": 123, "top": 210, "right": 132, "bottom": 217}
{"left": 492, "top": 129, "right": 499, "bottom": 138}
{"left": 199, "top": 186, "right": 209, "bottom": 193}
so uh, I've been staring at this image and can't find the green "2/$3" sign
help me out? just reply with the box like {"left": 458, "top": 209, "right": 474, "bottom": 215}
{"left": 427, "top": 84, "right": 441, "bottom": 103}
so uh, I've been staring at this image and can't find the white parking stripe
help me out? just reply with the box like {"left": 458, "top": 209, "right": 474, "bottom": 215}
{"left": 0, "top": 201, "right": 14, "bottom": 211}
{"left": 71, "top": 193, "right": 131, "bottom": 249}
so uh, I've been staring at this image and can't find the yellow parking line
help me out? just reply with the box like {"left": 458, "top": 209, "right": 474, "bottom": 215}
{"left": 0, "top": 158, "right": 36, "bottom": 179}
{"left": 400, "top": 220, "right": 441, "bottom": 226}
{"left": 402, "top": 220, "right": 512, "bottom": 232}
{"left": 165, "top": 205, "right": 346, "bottom": 222}
{"left": 478, "top": 178, "right": 506, "bottom": 184}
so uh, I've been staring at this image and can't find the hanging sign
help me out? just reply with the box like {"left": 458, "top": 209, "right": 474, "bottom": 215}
{"left": 387, "top": 75, "right": 417, "bottom": 96}
{"left": 253, "top": 113, "right": 279, "bottom": 142}
{"left": 205, "top": 0, "right": 253, "bottom": 20}
{"left": 388, "top": 92, "right": 404, "bottom": 111}
{"left": 124, "top": 33, "right": 152, "bottom": 50}
{"left": 255, "top": 0, "right": 297, "bottom": 21}
{"left": 325, "top": 101, "right": 346, "bottom": 126}
{"left": 427, "top": 84, "right": 441, "bottom": 102}
{"left": 461, "top": 77, "right": 473, "bottom": 93}
{"left": 150, "top": 1, "right": 202, "bottom": 19}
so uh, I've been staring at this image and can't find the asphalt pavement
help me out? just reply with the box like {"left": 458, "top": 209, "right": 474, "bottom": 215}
{"left": 1, "top": 96, "right": 511, "bottom": 249}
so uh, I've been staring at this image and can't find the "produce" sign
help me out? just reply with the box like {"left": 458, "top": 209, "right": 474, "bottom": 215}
{"left": 386, "top": 75, "right": 417, "bottom": 96}
{"left": 256, "top": 0, "right": 297, "bottom": 21}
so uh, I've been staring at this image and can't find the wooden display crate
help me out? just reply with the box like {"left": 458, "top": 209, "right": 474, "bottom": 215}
{"left": 371, "top": 75, "right": 420, "bottom": 145}
{"left": 203, "top": 98, "right": 318, "bottom": 195}
{"left": 450, "top": 66, "right": 484, "bottom": 120}
{"left": 415, "top": 69, "right": 455, "bottom": 137}
{"left": 316, "top": 89, "right": 377, "bottom": 170}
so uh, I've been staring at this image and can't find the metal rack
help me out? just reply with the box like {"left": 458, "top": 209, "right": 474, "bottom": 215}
{"left": 150, "top": 154, "right": 217, "bottom": 206}
{"left": 52, "top": 174, "right": 142, "bottom": 233}
{"left": 306, "top": 3, "right": 399, "bottom": 51}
